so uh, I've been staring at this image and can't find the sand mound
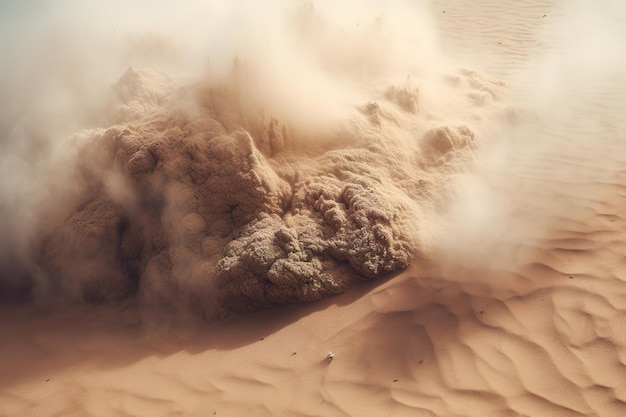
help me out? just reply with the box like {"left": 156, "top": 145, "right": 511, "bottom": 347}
{"left": 20, "top": 65, "right": 494, "bottom": 318}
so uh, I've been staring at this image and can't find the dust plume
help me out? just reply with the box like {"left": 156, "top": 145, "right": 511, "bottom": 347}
{"left": 430, "top": 0, "right": 626, "bottom": 285}
{"left": 0, "top": 0, "right": 506, "bottom": 318}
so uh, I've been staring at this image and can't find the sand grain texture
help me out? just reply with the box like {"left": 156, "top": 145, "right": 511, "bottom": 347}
{"left": 2, "top": 0, "right": 626, "bottom": 416}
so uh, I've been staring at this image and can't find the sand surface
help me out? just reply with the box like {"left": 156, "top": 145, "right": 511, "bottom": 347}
{"left": 2, "top": 1, "right": 626, "bottom": 416}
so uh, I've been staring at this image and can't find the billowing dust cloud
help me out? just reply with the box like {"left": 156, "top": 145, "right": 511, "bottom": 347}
{"left": 0, "top": 1, "right": 506, "bottom": 319}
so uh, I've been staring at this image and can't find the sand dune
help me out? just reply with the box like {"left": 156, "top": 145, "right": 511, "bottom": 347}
{"left": 2, "top": 0, "right": 626, "bottom": 416}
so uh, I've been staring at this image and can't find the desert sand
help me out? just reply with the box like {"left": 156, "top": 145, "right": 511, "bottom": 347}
{"left": 2, "top": 0, "right": 626, "bottom": 416}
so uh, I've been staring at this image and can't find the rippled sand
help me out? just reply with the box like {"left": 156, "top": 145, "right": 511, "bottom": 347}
{"left": 2, "top": 1, "right": 626, "bottom": 416}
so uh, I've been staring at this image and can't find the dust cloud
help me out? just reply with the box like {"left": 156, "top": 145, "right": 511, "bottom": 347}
{"left": 0, "top": 1, "right": 510, "bottom": 319}
{"left": 430, "top": 0, "right": 626, "bottom": 285}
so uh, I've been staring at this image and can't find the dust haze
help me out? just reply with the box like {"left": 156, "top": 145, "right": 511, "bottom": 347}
{"left": 433, "top": 0, "right": 626, "bottom": 285}
{"left": 1, "top": 1, "right": 622, "bottom": 318}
